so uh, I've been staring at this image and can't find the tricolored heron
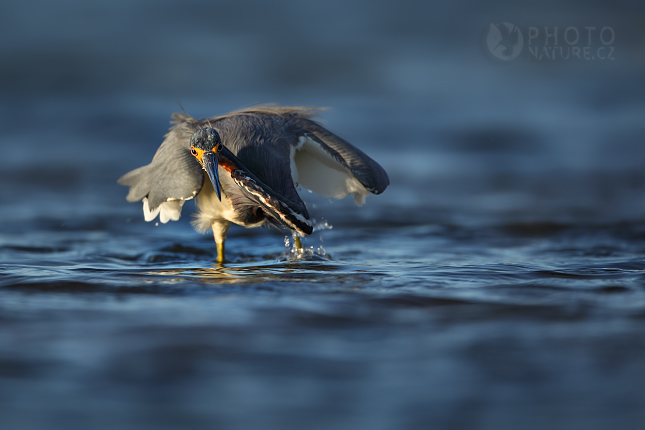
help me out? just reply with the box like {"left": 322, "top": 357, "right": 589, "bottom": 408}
{"left": 118, "top": 106, "right": 389, "bottom": 262}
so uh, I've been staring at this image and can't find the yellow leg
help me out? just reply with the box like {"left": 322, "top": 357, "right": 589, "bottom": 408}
{"left": 294, "top": 233, "right": 302, "bottom": 250}
{"left": 216, "top": 240, "right": 225, "bottom": 264}
{"left": 212, "top": 221, "right": 230, "bottom": 264}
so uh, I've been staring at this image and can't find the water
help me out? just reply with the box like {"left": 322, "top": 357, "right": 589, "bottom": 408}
{"left": 2, "top": 1, "right": 645, "bottom": 429}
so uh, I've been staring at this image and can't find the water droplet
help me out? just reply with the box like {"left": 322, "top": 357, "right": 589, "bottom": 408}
{"left": 312, "top": 218, "right": 333, "bottom": 233}
{"left": 316, "top": 245, "right": 326, "bottom": 257}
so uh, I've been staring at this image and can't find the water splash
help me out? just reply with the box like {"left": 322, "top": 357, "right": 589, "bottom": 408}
{"left": 282, "top": 219, "right": 333, "bottom": 261}
{"left": 313, "top": 218, "right": 333, "bottom": 233}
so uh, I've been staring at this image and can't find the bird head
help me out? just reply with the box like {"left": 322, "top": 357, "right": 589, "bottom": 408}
{"left": 190, "top": 128, "right": 223, "bottom": 201}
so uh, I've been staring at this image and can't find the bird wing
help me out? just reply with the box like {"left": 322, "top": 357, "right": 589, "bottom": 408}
{"left": 117, "top": 121, "right": 204, "bottom": 223}
{"left": 292, "top": 119, "right": 390, "bottom": 206}
{"left": 199, "top": 105, "right": 389, "bottom": 205}
{"left": 218, "top": 146, "right": 313, "bottom": 236}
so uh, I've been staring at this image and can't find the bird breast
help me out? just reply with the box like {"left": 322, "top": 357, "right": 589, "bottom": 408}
{"left": 192, "top": 169, "right": 268, "bottom": 233}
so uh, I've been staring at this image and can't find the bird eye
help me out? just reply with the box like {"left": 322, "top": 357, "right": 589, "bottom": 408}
{"left": 190, "top": 147, "right": 197, "bottom": 156}
{"left": 217, "top": 143, "right": 223, "bottom": 152}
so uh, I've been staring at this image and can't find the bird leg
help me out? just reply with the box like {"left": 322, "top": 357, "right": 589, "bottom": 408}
{"left": 212, "top": 221, "right": 231, "bottom": 263}
{"left": 293, "top": 232, "right": 303, "bottom": 250}
{"left": 216, "top": 241, "right": 225, "bottom": 264}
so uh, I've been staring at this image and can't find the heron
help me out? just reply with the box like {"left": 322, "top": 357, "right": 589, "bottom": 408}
{"left": 118, "top": 105, "right": 389, "bottom": 263}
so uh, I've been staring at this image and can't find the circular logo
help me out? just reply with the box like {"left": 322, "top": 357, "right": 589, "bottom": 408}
{"left": 485, "top": 22, "right": 523, "bottom": 61}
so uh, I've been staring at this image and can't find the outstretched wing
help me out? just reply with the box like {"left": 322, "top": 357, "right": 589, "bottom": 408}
{"left": 117, "top": 121, "right": 204, "bottom": 223}
{"left": 292, "top": 118, "right": 390, "bottom": 206}
{"left": 218, "top": 146, "right": 313, "bottom": 236}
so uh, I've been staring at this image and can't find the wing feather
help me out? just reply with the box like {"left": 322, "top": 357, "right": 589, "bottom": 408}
{"left": 117, "top": 120, "right": 204, "bottom": 222}
{"left": 290, "top": 119, "right": 389, "bottom": 206}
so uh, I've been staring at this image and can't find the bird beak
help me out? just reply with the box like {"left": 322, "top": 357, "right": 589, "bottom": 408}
{"left": 202, "top": 151, "right": 222, "bottom": 201}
